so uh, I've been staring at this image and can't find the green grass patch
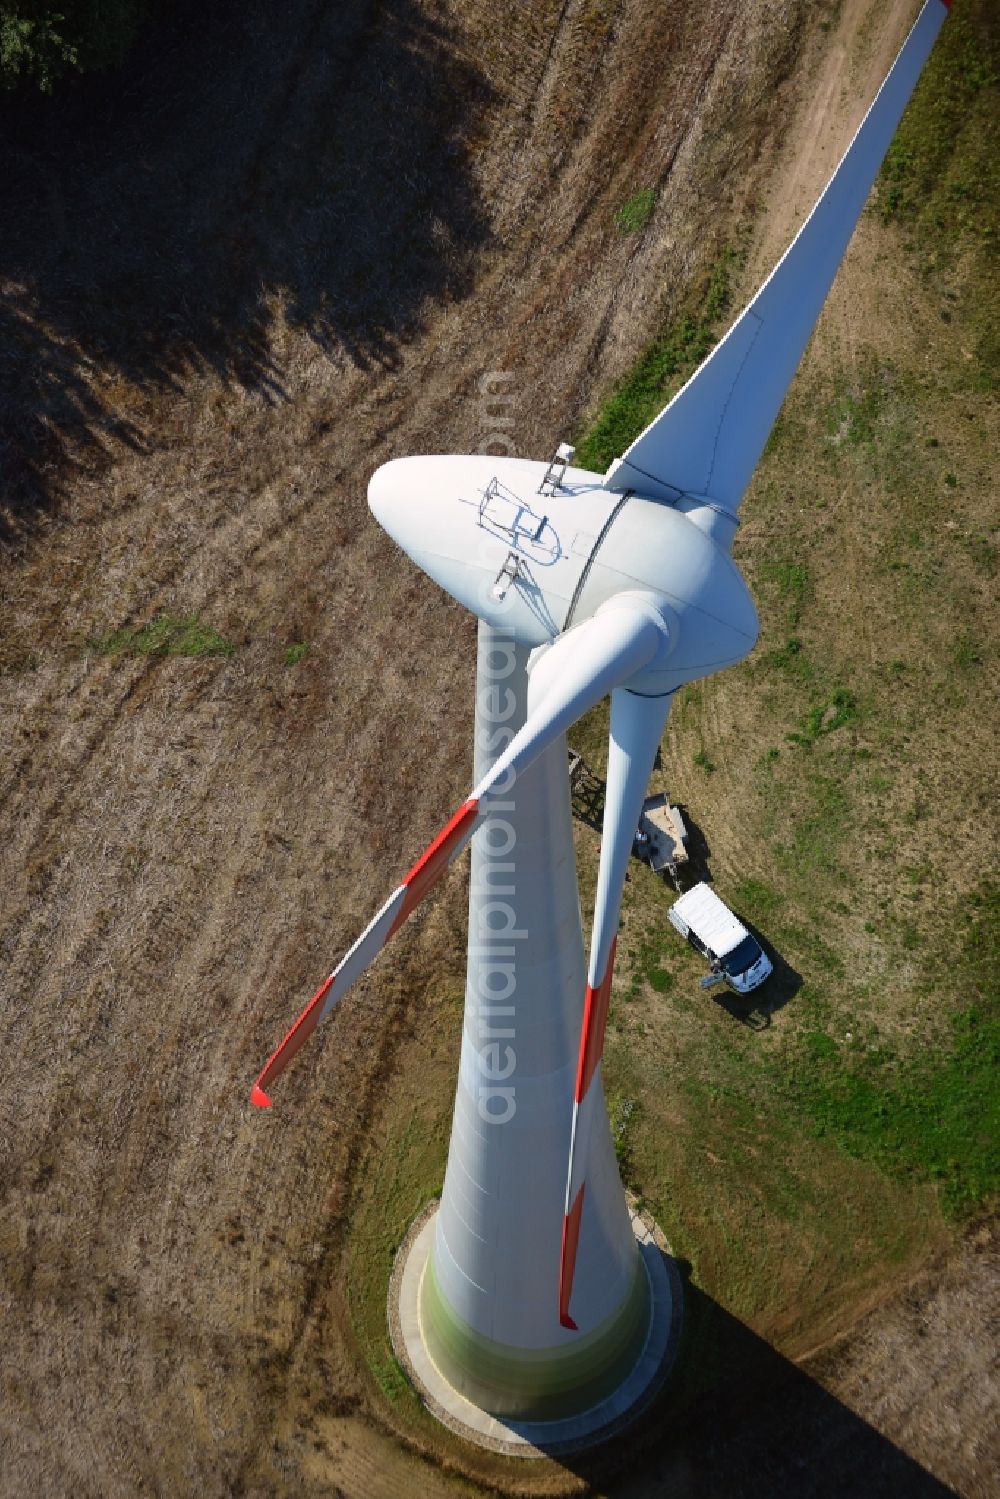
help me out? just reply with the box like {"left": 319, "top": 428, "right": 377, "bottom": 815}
{"left": 876, "top": 3, "right": 998, "bottom": 244}
{"left": 603, "top": 880, "right": 997, "bottom": 1346}
{"left": 967, "top": 532, "right": 997, "bottom": 576}
{"left": 340, "top": 1010, "right": 457, "bottom": 1428}
{"left": 606, "top": 1008, "right": 936, "bottom": 1332}
{"left": 768, "top": 883, "right": 999, "bottom": 1215}
{"left": 820, "top": 357, "right": 932, "bottom": 504}
{"left": 368, "top": 1348, "right": 411, "bottom": 1404}
{"left": 824, "top": 362, "right": 895, "bottom": 449}
{"left": 875, "top": 0, "right": 999, "bottom": 389}
{"left": 786, "top": 688, "right": 857, "bottom": 748}
{"left": 607, "top": 1091, "right": 640, "bottom": 1184}
{"left": 779, "top": 769, "right": 852, "bottom": 878}
{"left": 766, "top": 635, "right": 815, "bottom": 680}
{"left": 283, "top": 641, "right": 310, "bottom": 665}
{"left": 954, "top": 633, "right": 981, "bottom": 668}
{"left": 620, "top": 916, "right": 682, "bottom": 1004}
{"left": 731, "top": 876, "right": 785, "bottom": 926}
{"left": 764, "top": 560, "right": 810, "bottom": 625}
{"left": 91, "top": 613, "right": 234, "bottom": 658}
{"left": 614, "top": 187, "right": 656, "bottom": 233}
{"left": 774, "top": 1006, "right": 998, "bottom": 1215}
{"left": 759, "top": 563, "right": 816, "bottom": 678}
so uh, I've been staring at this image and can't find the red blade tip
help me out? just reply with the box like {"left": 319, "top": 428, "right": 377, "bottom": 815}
{"left": 251, "top": 1084, "right": 273, "bottom": 1109}
{"left": 560, "top": 1313, "right": 578, "bottom": 1331}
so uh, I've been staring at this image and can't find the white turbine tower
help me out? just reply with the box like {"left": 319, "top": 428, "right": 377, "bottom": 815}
{"left": 251, "top": 0, "right": 951, "bottom": 1448}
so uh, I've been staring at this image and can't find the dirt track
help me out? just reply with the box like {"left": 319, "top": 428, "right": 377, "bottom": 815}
{"left": 1, "top": 1, "right": 995, "bottom": 1495}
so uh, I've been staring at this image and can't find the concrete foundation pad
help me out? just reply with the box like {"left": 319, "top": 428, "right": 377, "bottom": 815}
{"left": 388, "top": 1198, "right": 683, "bottom": 1458}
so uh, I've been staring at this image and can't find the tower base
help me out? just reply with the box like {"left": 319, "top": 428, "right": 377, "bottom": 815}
{"left": 388, "top": 1199, "right": 683, "bottom": 1458}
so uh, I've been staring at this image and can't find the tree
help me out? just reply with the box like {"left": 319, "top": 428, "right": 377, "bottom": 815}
{"left": 1, "top": 1, "right": 150, "bottom": 93}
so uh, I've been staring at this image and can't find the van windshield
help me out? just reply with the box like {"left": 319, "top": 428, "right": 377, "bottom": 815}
{"left": 722, "top": 935, "right": 762, "bottom": 977}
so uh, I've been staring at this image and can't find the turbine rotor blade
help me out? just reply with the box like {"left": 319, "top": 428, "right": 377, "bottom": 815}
{"left": 252, "top": 800, "right": 479, "bottom": 1106}
{"left": 475, "top": 600, "right": 667, "bottom": 804}
{"left": 560, "top": 686, "right": 673, "bottom": 1327}
{"left": 604, "top": 0, "right": 951, "bottom": 524}
{"left": 252, "top": 603, "right": 667, "bottom": 1107}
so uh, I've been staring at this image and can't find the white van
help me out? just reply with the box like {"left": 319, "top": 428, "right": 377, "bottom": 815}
{"left": 668, "top": 882, "right": 772, "bottom": 995}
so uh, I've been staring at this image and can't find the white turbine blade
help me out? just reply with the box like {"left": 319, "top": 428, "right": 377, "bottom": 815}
{"left": 251, "top": 800, "right": 480, "bottom": 1106}
{"left": 474, "top": 600, "right": 666, "bottom": 804}
{"left": 559, "top": 686, "right": 672, "bottom": 1329}
{"left": 588, "top": 688, "right": 675, "bottom": 991}
{"left": 252, "top": 602, "right": 665, "bottom": 1107}
{"left": 604, "top": 0, "right": 950, "bottom": 515}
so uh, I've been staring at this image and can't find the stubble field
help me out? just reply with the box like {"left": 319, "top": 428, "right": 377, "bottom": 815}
{"left": 1, "top": 1, "right": 996, "bottom": 1495}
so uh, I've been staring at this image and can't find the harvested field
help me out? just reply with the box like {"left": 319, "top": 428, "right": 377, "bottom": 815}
{"left": 1, "top": 0, "right": 996, "bottom": 1495}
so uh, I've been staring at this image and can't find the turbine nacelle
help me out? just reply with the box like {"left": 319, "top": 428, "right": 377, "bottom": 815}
{"left": 367, "top": 454, "right": 759, "bottom": 693}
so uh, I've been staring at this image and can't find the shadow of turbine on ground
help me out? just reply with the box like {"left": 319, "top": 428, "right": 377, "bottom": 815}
{"left": 0, "top": 0, "right": 491, "bottom": 541}
{"left": 551, "top": 1258, "right": 957, "bottom": 1498}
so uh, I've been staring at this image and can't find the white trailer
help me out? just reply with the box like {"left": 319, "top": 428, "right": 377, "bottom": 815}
{"left": 668, "top": 882, "right": 772, "bottom": 995}
{"left": 637, "top": 793, "right": 688, "bottom": 886}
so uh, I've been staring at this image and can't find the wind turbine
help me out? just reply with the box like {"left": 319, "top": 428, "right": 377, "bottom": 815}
{"left": 250, "top": 0, "right": 951, "bottom": 1441}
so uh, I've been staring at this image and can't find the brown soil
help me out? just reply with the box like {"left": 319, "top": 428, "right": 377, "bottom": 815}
{"left": 1, "top": 2, "right": 995, "bottom": 1496}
